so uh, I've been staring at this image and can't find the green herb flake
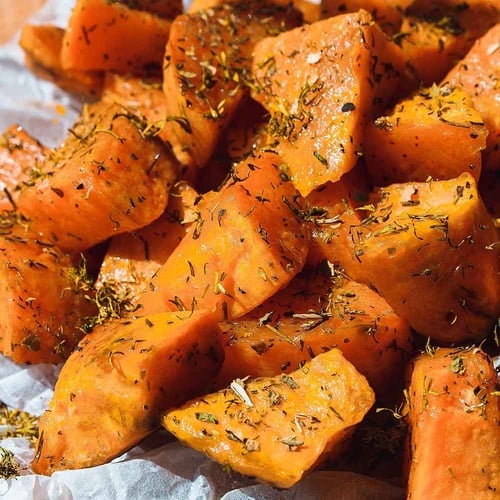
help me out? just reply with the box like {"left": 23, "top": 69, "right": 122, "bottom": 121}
{"left": 195, "top": 412, "right": 219, "bottom": 424}
{"left": 449, "top": 356, "right": 466, "bottom": 375}
{"left": 0, "top": 447, "right": 19, "bottom": 480}
{"left": 281, "top": 374, "right": 299, "bottom": 389}
{"left": 0, "top": 404, "right": 38, "bottom": 443}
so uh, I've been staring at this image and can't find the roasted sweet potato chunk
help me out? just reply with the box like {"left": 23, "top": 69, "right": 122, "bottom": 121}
{"left": 444, "top": 24, "right": 500, "bottom": 171}
{"left": 32, "top": 310, "right": 224, "bottom": 474}
{"left": 96, "top": 181, "right": 198, "bottom": 308}
{"left": 251, "top": 10, "right": 409, "bottom": 196}
{"left": 14, "top": 100, "right": 178, "bottom": 254}
{"left": 405, "top": 347, "right": 500, "bottom": 499}
{"left": 164, "top": 348, "right": 375, "bottom": 489}
{"left": 19, "top": 24, "right": 104, "bottom": 98}
{"left": 162, "top": 0, "right": 302, "bottom": 170}
{"left": 140, "top": 150, "right": 310, "bottom": 320}
{"left": 395, "top": 0, "right": 499, "bottom": 85}
{"left": 0, "top": 232, "right": 96, "bottom": 364}
{"left": 0, "top": 124, "right": 48, "bottom": 209}
{"left": 364, "top": 85, "right": 487, "bottom": 185}
{"left": 61, "top": 0, "right": 171, "bottom": 75}
{"left": 332, "top": 173, "right": 499, "bottom": 343}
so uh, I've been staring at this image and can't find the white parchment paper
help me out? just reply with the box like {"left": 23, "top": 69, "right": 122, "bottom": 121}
{"left": 0, "top": 1, "right": 406, "bottom": 498}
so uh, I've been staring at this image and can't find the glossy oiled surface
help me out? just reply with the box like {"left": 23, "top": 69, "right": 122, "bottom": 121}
{"left": 0, "top": 0, "right": 46, "bottom": 44}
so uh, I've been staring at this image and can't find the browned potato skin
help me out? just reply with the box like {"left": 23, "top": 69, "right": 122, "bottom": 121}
{"left": 32, "top": 310, "right": 224, "bottom": 475}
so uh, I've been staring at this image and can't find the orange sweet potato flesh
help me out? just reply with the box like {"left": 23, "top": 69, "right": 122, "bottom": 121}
{"left": 12, "top": 100, "right": 178, "bottom": 254}
{"left": 0, "top": 125, "right": 48, "bottom": 210}
{"left": 405, "top": 347, "right": 500, "bottom": 499}
{"left": 251, "top": 10, "right": 410, "bottom": 196}
{"left": 96, "top": 181, "right": 197, "bottom": 307}
{"left": 364, "top": 85, "right": 487, "bottom": 185}
{"left": 444, "top": 24, "right": 500, "bottom": 171}
{"left": 164, "top": 347, "right": 375, "bottom": 489}
{"left": 332, "top": 173, "right": 499, "bottom": 343}
{"left": 31, "top": 310, "right": 224, "bottom": 475}
{"left": 305, "top": 162, "right": 371, "bottom": 267}
{"left": 162, "top": 1, "right": 302, "bottom": 170}
{"left": 396, "top": 0, "right": 499, "bottom": 86}
{"left": 0, "top": 233, "right": 96, "bottom": 364}
{"left": 19, "top": 24, "right": 104, "bottom": 99}
{"left": 406, "top": 0, "right": 499, "bottom": 43}
{"left": 61, "top": 0, "right": 170, "bottom": 75}
{"left": 214, "top": 269, "right": 413, "bottom": 403}
{"left": 396, "top": 16, "right": 472, "bottom": 86}
{"left": 139, "top": 150, "right": 310, "bottom": 320}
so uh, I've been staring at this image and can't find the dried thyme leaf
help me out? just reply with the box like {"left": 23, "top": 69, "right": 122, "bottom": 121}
{"left": 280, "top": 374, "right": 299, "bottom": 389}
{"left": 0, "top": 447, "right": 19, "bottom": 480}
{"left": 230, "top": 378, "right": 253, "bottom": 407}
{"left": 195, "top": 412, "right": 219, "bottom": 424}
{"left": 281, "top": 435, "right": 304, "bottom": 450}
{"left": 449, "top": 356, "right": 466, "bottom": 375}
{"left": 0, "top": 404, "right": 38, "bottom": 444}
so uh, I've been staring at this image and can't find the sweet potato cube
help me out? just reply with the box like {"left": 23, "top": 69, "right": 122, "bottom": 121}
{"left": 364, "top": 85, "right": 487, "bottom": 185}
{"left": 164, "top": 347, "right": 375, "bottom": 489}
{"left": 395, "top": 16, "right": 471, "bottom": 86}
{"left": 251, "top": 10, "right": 408, "bottom": 196}
{"left": 334, "top": 173, "right": 499, "bottom": 343}
{"left": 14, "top": 100, "right": 178, "bottom": 254}
{"left": 162, "top": 1, "right": 302, "bottom": 170}
{"left": 31, "top": 310, "right": 224, "bottom": 474}
{"left": 19, "top": 24, "right": 103, "bottom": 98}
{"left": 444, "top": 24, "right": 500, "bottom": 171}
{"left": 61, "top": 0, "right": 170, "bottom": 74}
{"left": 0, "top": 234, "right": 96, "bottom": 364}
{"left": 215, "top": 270, "right": 413, "bottom": 403}
{"left": 396, "top": 1, "right": 499, "bottom": 86}
{"left": 140, "top": 150, "right": 310, "bottom": 320}
{"left": 405, "top": 347, "right": 500, "bottom": 499}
